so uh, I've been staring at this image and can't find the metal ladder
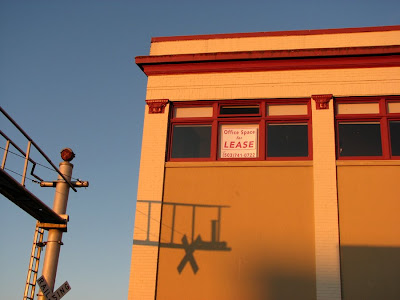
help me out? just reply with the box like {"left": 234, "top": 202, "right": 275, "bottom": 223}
{"left": 23, "top": 223, "right": 45, "bottom": 300}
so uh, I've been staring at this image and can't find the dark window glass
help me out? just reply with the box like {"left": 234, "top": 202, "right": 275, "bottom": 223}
{"left": 267, "top": 124, "right": 308, "bottom": 157}
{"left": 171, "top": 125, "right": 212, "bottom": 158}
{"left": 338, "top": 123, "right": 382, "bottom": 156}
{"left": 220, "top": 106, "right": 259, "bottom": 115}
{"left": 389, "top": 121, "right": 400, "bottom": 156}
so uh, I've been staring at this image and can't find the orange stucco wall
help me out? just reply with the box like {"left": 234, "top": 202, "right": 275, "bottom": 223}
{"left": 337, "top": 164, "right": 400, "bottom": 300}
{"left": 156, "top": 164, "right": 316, "bottom": 300}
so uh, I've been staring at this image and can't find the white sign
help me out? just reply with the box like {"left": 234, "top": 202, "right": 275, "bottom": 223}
{"left": 37, "top": 275, "right": 71, "bottom": 300}
{"left": 220, "top": 127, "right": 258, "bottom": 158}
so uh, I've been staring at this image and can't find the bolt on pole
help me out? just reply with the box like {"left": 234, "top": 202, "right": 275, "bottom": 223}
{"left": 37, "top": 149, "right": 74, "bottom": 300}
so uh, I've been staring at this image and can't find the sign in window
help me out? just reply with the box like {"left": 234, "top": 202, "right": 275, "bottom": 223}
{"left": 219, "top": 125, "right": 259, "bottom": 158}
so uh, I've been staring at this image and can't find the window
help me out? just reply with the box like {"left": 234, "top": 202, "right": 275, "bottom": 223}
{"left": 389, "top": 121, "right": 400, "bottom": 156}
{"left": 220, "top": 105, "right": 260, "bottom": 116}
{"left": 171, "top": 125, "right": 212, "bottom": 158}
{"left": 336, "top": 96, "right": 400, "bottom": 159}
{"left": 267, "top": 123, "right": 309, "bottom": 157}
{"left": 174, "top": 106, "right": 213, "bottom": 118}
{"left": 168, "top": 100, "right": 312, "bottom": 161}
{"left": 338, "top": 122, "right": 382, "bottom": 156}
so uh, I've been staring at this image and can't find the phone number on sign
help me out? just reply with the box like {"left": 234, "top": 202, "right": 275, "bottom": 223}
{"left": 221, "top": 152, "right": 256, "bottom": 158}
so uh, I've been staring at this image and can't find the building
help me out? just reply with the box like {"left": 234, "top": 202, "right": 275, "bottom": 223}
{"left": 128, "top": 25, "right": 400, "bottom": 300}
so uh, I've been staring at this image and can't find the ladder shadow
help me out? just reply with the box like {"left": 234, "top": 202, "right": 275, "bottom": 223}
{"left": 133, "top": 200, "right": 231, "bottom": 274}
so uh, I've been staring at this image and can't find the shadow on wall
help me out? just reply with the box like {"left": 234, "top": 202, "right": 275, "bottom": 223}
{"left": 245, "top": 262, "right": 316, "bottom": 300}
{"left": 133, "top": 200, "right": 231, "bottom": 274}
{"left": 134, "top": 197, "right": 319, "bottom": 300}
{"left": 341, "top": 245, "right": 400, "bottom": 300}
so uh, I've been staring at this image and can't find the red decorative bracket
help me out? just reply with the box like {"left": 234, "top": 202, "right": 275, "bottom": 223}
{"left": 146, "top": 99, "right": 169, "bottom": 114}
{"left": 312, "top": 94, "right": 333, "bottom": 110}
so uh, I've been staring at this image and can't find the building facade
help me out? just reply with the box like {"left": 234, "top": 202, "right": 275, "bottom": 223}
{"left": 128, "top": 25, "right": 400, "bottom": 300}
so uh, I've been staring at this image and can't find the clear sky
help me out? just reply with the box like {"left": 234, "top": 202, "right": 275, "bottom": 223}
{"left": 0, "top": 0, "right": 399, "bottom": 299}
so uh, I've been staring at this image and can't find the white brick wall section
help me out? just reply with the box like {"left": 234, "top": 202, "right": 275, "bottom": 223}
{"left": 128, "top": 104, "right": 170, "bottom": 300}
{"left": 311, "top": 96, "right": 342, "bottom": 300}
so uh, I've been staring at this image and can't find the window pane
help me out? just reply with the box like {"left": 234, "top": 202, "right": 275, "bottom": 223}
{"left": 174, "top": 106, "right": 213, "bottom": 118}
{"left": 171, "top": 125, "right": 211, "bottom": 158}
{"left": 220, "top": 106, "right": 259, "bottom": 115}
{"left": 267, "top": 124, "right": 308, "bottom": 157}
{"left": 389, "top": 121, "right": 400, "bottom": 156}
{"left": 338, "top": 123, "right": 382, "bottom": 156}
{"left": 267, "top": 104, "right": 308, "bottom": 116}
{"left": 219, "top": 124, "right": 259, "bottom": 158}
{"left": 387, "top": 102, "right": 400, "bottom": 114}
{"left": 336, "top": 103, "right": 379, "bottom": 114}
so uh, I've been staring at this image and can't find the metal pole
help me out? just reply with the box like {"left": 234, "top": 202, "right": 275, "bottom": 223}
{"left": 1, "top": 139, "right": 10, "bottom": 169}
{"left": 21, "top": 141, "right": 32, "bottom": 186}
{"left": 37, "top": 160, "right": 73, "bottom": 300}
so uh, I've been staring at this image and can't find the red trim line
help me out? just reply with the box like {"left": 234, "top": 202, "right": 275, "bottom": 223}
{"left": 137, "top": 54, "right": 400, "bottom": 76}
{"left": 136, "top": 46, "right": 400, "bottom": 76}
{"left": 151, "top": 25, "right": 400, "bottom": 43}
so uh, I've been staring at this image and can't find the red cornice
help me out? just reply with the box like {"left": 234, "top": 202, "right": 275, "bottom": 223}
{"left": 137, "top": 45, "right": 400, "bottom": 64}
{"left": 151, "top": 25, "right": 400, "bottom": 43}
{"left": 136, "top": 45, "right": 400, "bottom": 76}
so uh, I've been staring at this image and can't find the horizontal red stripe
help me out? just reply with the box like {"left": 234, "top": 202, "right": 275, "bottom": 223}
{"left": 136, "top": 45, "right": 400, "bottom": 64}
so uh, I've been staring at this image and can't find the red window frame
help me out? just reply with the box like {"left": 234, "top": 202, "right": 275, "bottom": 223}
{"left": 335, "top": 96, "right": 400, "bottom": 160}
{"left": 167, "top": 99, "right": 312, "bottom": 161}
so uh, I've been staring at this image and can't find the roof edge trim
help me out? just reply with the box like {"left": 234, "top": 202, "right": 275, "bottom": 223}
{"left": 151, "top": 25, "right": 400, "bottom": 43}
{"left": 136, "top": 45, "right": 400, "bottom": 66}
{"left": 135, "top": 45, "right": 400, "bottom": 76}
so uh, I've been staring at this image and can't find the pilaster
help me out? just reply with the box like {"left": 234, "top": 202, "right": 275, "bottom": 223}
{"left": 128, "top": 100, "right": 170, "bottom": 300}
{"left": 311, "top": 94, "right": 342, "bottom": 300}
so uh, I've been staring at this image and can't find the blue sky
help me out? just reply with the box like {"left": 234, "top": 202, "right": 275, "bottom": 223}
{"left": 0, "top": 0, "right": 399, "bottom": 299}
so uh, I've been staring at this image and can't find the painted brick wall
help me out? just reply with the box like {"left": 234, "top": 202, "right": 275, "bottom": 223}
{"left": 146, "top": 67, "right": 400, "bottom": 101}
{"left": 128, "top": 105, "right": 169, "bottom": 300}
{"left": 311, "top": 96, "right": 342, "bottom": 300}
{"left": 136, "top": 108, "right": 169, "bottom": 200}
{"left": 128, "top": 246, "right": 159, "bottom": 300}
